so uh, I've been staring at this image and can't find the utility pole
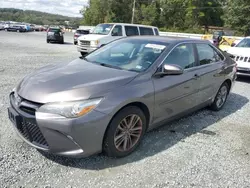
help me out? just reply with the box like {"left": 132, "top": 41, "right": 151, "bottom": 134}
{"left": 131, "top": 0, "right": 136, "bottom": 24}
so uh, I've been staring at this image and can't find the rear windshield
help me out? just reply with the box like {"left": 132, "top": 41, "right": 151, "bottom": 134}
{"left": 76, "top": 30, "right": 90, "bottom": 34}
{"left": 48, "top": 28, "right": 61, "bottom": 33}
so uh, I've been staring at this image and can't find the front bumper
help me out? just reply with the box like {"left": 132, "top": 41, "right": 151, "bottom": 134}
{"left": 237, "top": 67, "right": 250, "bottom": 76}
{"left": 77, "top": 45, "right": 97, "bottom": 53}
{"left": 8, "top": 93, "right": 111, "bottom": 157}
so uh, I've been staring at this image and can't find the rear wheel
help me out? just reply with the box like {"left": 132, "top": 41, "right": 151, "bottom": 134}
{"left": 47, "top": 40, "right": 50, "bottom": 43}
{"left": 103, "top": 106, "right": 147, "bottom": 158}
{"left": 210, "top": 82, "right": 229, "bottom": 111}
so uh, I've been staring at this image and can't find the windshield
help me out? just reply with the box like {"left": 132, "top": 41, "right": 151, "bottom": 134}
{"left": 236, "top": 38, "right": 250, "bottom": 48}
{"left": 91, "top": 24, "right": 114, "bottom": 35}
{"left": 85, "top": 39, "right": 169, "bottom": 72}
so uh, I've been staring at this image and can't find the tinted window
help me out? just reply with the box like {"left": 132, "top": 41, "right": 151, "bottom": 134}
{"left": 139, "top": 27, "right": 154, "bottom": 35}
{"left": 125, "top": 26, "right": 139, "bottom": 36}
{"left": 77, "top": 30, "right": 89, "bottom": 34}
{"left": 163, "top": 43, "right": 196, "bottom": 69}
{"left": 197, "top": 43, "right": 222, "bottom": 65}
{"left": 111, "top": 25, "right": 123, "bottom": 36}
{"left": 154, "top": 28, "right": 159, "bottom": 35}
{"left": 85, "top": 39, "right": 169, "bottom": 72}
{"left": 48, "top": 28, "right": 61, "bottom": 33}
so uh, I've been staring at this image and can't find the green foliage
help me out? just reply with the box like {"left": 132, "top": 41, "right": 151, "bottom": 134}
{"left": 80, "top": 0, "right": 250, "bottom": 36}
{"left": 224, "top": 0, "right": 250, "bottom": 36}
{"left": 0, "top": 8, "right": 81, "bottom": 28}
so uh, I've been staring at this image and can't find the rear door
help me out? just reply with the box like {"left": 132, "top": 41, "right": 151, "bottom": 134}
{"left": 152, "top": 43, "right": 201, "bottom": 124}
{"left": 194, "top": 43, "right": 226, "bottom": 103}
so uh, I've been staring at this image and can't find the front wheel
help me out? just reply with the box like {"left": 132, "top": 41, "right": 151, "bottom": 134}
{"left": 103, "top": 106, "right": 147, "bottom": 158}
{"left": 81, "top": 52, "right": 88, "bottom": 57}
{"left": 210, "top": 82, "right": 229, "bottom": 111}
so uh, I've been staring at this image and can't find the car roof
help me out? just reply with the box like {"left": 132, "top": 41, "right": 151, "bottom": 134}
{"left": 101, "top": 23, "right": 159, "bottom": 28}
{"left": 122, "top": 36, "right": 205, "bottom": 44}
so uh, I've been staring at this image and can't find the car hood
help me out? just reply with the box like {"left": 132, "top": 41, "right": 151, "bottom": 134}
{"left": 78, "top": 34, "right": 107, "bottom": 41}
{"left": 227, "top": 47, "right": 250, "bottom": 56}
{"left": 16, "top": 59, "right": 137, "bottom": 103}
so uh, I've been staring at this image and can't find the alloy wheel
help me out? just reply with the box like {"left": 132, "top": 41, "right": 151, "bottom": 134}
{"left": 114, "top": 114, "right": 143, "bottom": 152}
{"left": 216, "top": 85, "right": 228, "bottom": 108}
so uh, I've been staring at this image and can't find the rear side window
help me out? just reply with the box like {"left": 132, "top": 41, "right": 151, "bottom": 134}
{"left": 196, "top": 43, "right": 222, "bottom": 65}
{"left": 154, "top": 28, "right": 159, "bottom": 35}
{"left": 139, "top": 27, "right": 154, "bottom": 35}
{"left": 125, "top": 26, "right": 139, "bottom": 36}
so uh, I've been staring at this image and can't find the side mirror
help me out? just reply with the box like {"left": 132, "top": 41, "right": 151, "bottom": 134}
{"left": 231, "top": 43, "right": 236, "bottom": 47}
{"left": 155, "top": 64, "right": 184, "bottom": 77}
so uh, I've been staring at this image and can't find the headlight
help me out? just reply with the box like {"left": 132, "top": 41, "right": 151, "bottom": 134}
{"left": 38, "top": 98, "right": 102, "bottom": 118}
{"left": 91, "top": 40, "right": 99, "bottom": 46}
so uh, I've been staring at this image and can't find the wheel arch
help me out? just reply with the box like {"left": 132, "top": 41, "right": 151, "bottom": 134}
{"left": 102, "top": 101, "right": 151, "bottom": 148}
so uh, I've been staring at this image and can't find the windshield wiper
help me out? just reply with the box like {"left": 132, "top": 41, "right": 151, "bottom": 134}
{"left": 99, "top": 63, "right": 123, "bottom": 70}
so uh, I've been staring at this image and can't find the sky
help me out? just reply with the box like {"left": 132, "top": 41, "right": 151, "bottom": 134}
{"left": 0, "top": 0, "right": 88, "bottom": 17}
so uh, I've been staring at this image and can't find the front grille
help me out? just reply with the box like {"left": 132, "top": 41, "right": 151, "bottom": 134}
{"left": 20, "top": 106, "right": 36, "bottom": 115}
{"left": 79, "top": 40, "right": 90, "bottom": 46}
{"left": 234, "top": 55, "right": 250, "bottom": 62}
{"left": 18, "top": 119, "right": 49, "bottom": 148}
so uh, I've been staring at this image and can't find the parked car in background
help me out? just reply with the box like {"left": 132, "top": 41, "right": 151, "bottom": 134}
{"left": 35, "top": 25, "right": 46, "bottom": 31}
{"left": 0, "top": 23, "right": 4, "bottom": 30}
{"left": 46, "top": 27, "right": 64, "bottom": 44}
{"left": 8, "top": 37, "right": 236, "bottom": 158}
{"left": 227, "top": 37, "right": 250, "bottom": 76}
{"left": 74, "top": 29, "right": 90, "bottom": 45}
{"left": 77, "top": 23, "right": 160, "bottom": 56}
{"left": 6, "top": 25, "right": 26, "bottom": 32}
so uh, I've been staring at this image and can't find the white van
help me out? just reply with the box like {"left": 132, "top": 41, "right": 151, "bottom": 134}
{"left": 77, "top": 23, "right": 160, "bottom": 56}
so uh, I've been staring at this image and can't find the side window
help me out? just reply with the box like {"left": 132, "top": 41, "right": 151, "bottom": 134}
{"left": 163, "top": 43, "right": 196, "bottom": 69}
{"left": 196, "top": 43, "right": 222, "bottom": 65}
{"left": 125, "top": 26, "right": 139, "bottom": 36}
{"left": 139, "top": 27, "right": 154, "bottom": 35}
{"left": 111, "top": 25, "right": 123, "bottom": 36}
{"left": 154, "top": 28, "right": 159, "bottom": 35}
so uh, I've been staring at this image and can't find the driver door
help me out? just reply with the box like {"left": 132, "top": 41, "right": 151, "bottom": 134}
{"left": 152, "top": 43, "right": 201, "bottom": 124}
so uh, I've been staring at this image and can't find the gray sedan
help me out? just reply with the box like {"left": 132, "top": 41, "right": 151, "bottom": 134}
{"left": 8, "top": 36, "right": 237, "bottom": 158}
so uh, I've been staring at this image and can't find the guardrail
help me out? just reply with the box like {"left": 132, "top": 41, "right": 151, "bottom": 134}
{"left": 159, "top": 31, "right": 244, "bottom": 43}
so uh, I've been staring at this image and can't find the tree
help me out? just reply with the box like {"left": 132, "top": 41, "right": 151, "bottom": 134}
{"left": 224, "top": 0, "right": 250, "bottom": 36}
{"left": 185, "top": 0, "right": 223, "bottom": 29}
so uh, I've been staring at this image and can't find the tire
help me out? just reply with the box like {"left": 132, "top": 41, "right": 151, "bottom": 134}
{"left": 210, "top": 82, "right": 229, "bottom": 111}
{"left": 81, "top": 52, "right": 88, "bottom": 57}
{"left": 60, "top": 40, "right": 64, "bottom": 44}
{"left": 103, "top": 106, "right": 147, "bottom": 158}
{"left": 47, "top": 40, "right": 50, "bottom": 43}
{"left": 74, "top": 41, "right": 77, "bottom": 45}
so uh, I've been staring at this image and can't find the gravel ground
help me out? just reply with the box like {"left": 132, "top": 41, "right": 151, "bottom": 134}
{"left": 1, "top": 31, "right": 250, "bottom": 188}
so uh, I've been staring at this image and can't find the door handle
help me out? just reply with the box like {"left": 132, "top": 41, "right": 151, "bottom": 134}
{"left": 193, "top": 74, "right": 200, "bottom": 80}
